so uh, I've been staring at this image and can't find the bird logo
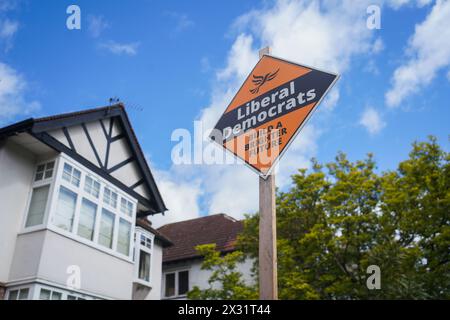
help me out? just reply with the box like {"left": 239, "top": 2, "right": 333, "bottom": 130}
{"left": 250, "top": 68, "right": 280, "bottom": 94}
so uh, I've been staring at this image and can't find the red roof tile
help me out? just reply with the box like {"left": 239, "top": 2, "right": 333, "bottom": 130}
{"left": 157, "top": 214, "right": 243, "bottom": 263}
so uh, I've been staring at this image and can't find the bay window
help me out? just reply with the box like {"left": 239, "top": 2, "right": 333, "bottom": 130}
{"left": 34, "top": 161, "right": 54, "bottom": 181}
{"left": 138, "top": 250, "right": 151, "bottom": 282}
{"left": 120, "top": 198, "right": 133, "bottom": 217}
{"left": 99, "top": 209, "right": 115, "bottom": 249}
{"left": 84, "top": 176, "right": 100, "bottom": 198}
{"left": 117, "top": 219, "right": 132, "bottom": 255}
{"left": 25, "top": 185, "right": 50, "bottom": 227}
{"left": 77, "top": 198, "right": 97, "bottom": 240}
{"left": 103, "top": 187, "right": 118, "bottom": 208}
{"left": 24, "top": 155, "right": 137, "bottom": 260}
{"left": 53, "top": 186, "right": 77, "bottom": 232}
{"left": 62, "top": 163, "right": 81, "bottom": 187}
{"left": 134, "top": 229, "right": 153, "bottom": 284}
{"left": 39, "top": 288, "right": 62, "bottom": 300}
{"left": 8, "top": 288, "right": 29, "bottom": 300}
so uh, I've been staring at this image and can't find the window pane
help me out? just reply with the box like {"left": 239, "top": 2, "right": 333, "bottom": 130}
{"left": 62, "top": 163, "right": 72, "bottom": 182}
{"left": 103, "top": 188, "right": 117, "bottom": 208}
{"left": 72, "top": 169, "right": 81, "bottom": 187}
{"left": 165, "top": 273, "right": 175, "bottom": 297}
{"left": 51, "top": 292, "right": 62, "bottom": 300}
{"left": 53, "top": 186, "right": 77, "bottom": 231}
{"left": 117, "top": 219, "right": 131, "bottom": 255}
{"left": 99, "top": 209, "right": 115, "bottom": 248}
{"left": 44, "top": 169, "right": 53, "bottom": 179}
{"left": 35, "top": 172, "right": 44, "bottom": 181}
{"left": 120, "top": 198, "right": 133, "bottom": 217}
{"left": 178, "top": 271, "right": 189, "bottom": 295}
{"left": 8, "top": 290, "right": 18, "bottom": 300}
{"left": 18, "top": 288, "right": 29, "bottom": 300}
{"left": 84, "top": 176, "right": 92, "bottom": 193}
{"left": 25, "top": 185, "right": 50, "bottom": 227}
{"left": 139, "top": 250, "right": 151, "bottom": 282}
{"left": 78, "top": 198, "right": 97, "bottom": 240}
{"left": 63, "top": 163, "right": 80, "bottom": 187}
{"left": 67, "top": 295, "right": 77, "bottom": 300}
{"left": 84, "top": 176, "right": 100, "bottom": 198}
{"left": 111, "top": 192, "right": 117, "bottom": 207}
{"left": 39, "top": 289, "right": 51, "bottom": 300}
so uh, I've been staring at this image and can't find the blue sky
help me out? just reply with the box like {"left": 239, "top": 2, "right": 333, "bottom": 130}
{"left": 0, "top": 0, "right": 449, "bottom": 225}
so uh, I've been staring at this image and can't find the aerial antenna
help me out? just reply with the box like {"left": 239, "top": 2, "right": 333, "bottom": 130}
{"left": 109, "top": 96, "right": 120, "bottom": 105}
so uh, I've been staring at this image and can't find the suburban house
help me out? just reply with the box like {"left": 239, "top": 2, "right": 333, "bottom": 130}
{"left": 0, "top": 104, "right": 172, "bottom": 300}
{"left": 158, "top": 214, "right": 254, "bottom": 299}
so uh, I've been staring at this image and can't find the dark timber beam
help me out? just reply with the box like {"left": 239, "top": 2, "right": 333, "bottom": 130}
{"left": 62, "top": 127, "right": 76, "bottom": 151}
{"left": 82, "top": 123, "right": 104, "bottom": 169}
{"left": 107, "top": 157, "right": 134, "bottom": 174}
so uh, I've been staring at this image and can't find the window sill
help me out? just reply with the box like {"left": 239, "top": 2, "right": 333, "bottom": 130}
{"left": 133, "top": 279, "right": 152, "bottom": 288}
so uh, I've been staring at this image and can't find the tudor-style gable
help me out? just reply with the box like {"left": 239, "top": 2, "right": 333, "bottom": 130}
{"left": 0, "top": 104, "right": 166, "bottom": 216}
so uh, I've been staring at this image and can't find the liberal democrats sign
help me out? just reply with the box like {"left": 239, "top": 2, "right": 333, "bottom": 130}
{"left": 210, "top": 54, "right": 339, "bottom": 178}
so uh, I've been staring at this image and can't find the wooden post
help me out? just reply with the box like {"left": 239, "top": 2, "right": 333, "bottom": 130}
{"left": 258, "top": 46, "right": 278, "bottom": 300}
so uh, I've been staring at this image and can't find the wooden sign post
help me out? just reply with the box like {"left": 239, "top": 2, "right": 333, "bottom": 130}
{"left": 257, "top": 47, "right": 278, "bottom": 300}
{"left": 210, "top": 46, "right": 339, "bottom": 300}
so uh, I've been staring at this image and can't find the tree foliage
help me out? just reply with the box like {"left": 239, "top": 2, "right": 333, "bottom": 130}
{"left": 187, "top": 244, "right": 258, "bottom": 300}
{"left": 190, "top": 137, "right": 449, "bottom": 299}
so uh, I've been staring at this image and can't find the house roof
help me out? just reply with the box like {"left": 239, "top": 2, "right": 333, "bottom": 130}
{"left": 136, "top": 218, "right": 173, "bottom": 248}
{"left": 157, "top": 214, "right": 244, "bottom": 263}
{"left": 0, "top": 103, "right": 167, "bottom": 215}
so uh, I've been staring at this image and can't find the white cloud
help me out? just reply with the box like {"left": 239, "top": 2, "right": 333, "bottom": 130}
{"left": 88, "top": 15, "right": 109, "bottom": 38}
{"left": 359, "top": 107, "right": 386, "bottom": 135}
{"left": 322, "top": 87, "right": 340, "bottom": 110}
{"left": 181, "top": 0, "right": 383, "bottom": 220}
{"left": 0, "top": 62, "right": 40, "bottom": 125}
{"left": 155, "top": 0, "right": 427, "bottom": 225}
{"left": 99, "top": 40, "right": 139, "bottom": 56}
{"left": 0, "top": 18, "right": 18, "bottom": 51}
{"left": 149, "top": 164, "right": 203, "bottom": 228}
{"left": 388, "top": 0, "right": 433, "bottom": 9}
{"left": 165, "top": 12, "right": 194, "bottom": 32}
{"left": 386, "top": 0, "right": 450, "bottom": 107}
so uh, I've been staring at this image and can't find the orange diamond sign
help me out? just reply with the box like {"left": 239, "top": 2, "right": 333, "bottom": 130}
{"left": 210, "top": 54, "right": 339, "bottom": 178}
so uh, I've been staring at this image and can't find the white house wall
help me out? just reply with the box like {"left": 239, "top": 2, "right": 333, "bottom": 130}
{"left": 9, "top": 231, "right": 46, "bottom": 281}
{"left": 37, "top": 230, "right": 134, "bottom": 300}
{"left": 85, "top": 121, "right": 107, "bottom": 163}
{"left": 145, "top": 243, "right": 163, "bottom": 300}
{"left": 0, "top": 141, "right": 36, "bottom": 283}
{"left": 47, "top": 129, "right": 69, "bottom": 148}
{"left": 162, "top": 257, "right": 255, "bottom": 299}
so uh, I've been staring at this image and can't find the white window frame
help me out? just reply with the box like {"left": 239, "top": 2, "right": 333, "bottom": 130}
{"left": 34, "top": 160, "right": 56, "bottom": 182}
{"left": 21, "top": 157, "right": 60, "bottom": 233}
{"left": 41, "top": 154, "right": 137, "bottom": 262}
{"left": 34, "top": 284, "right": 98, "bottom": 300}
{"left": 133, "top": 227, "right": 154, "bottom": 286}
{"left": 6, "top": 285, "right": 32, "bottom": 300}
{"left": 163, "top": 269, "right": 190, "bottom": 299}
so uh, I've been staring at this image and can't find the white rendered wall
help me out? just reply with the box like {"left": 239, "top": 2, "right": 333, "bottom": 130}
{"left": 162, "top": 257, "right": 255, "bottom": 299}
{"left": 145, "top": 242, "right": 163, "bottom": 300}
{"left": 0, "top": 141, "right": 36, "bottom": 283}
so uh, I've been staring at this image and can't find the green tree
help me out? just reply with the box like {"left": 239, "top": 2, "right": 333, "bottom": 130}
{"left": 191, "top": 137, "right": 449, "bottom": 299}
